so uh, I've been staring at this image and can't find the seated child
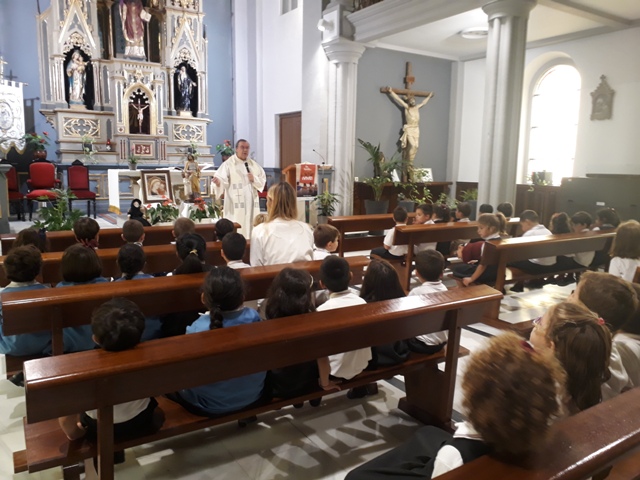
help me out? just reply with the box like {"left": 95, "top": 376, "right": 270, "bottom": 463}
{"left": 478, "top": 203, "right": 493, "bottom": 214}
{"left": 222, "top": 233, "right": 250, "bottom": 269}
{"left": 12, "top": 227, "right": 49, "bottom": 252}
{"left": 569, "top": 211, "right": 595, "bottom": 267}
{"left": 121, "top": 219, "right": 145, "bottom": 246}
{"left": 408, "top": 250, "right": 448, "bottom": 354}
{"left": 414, "top": 203, "right": 436, "bottom": 252}
{"left": 115, "top": 244, "right": 162, "bottom": 341}
{"left": 451, "top": 213, "right": 503, "bottom": 286}
{"left": 432, "top": 204, "right": 452, "bottom": 258}
{"left": 454, "top": 202, "right": 471, "bottom": 222}
{"left": 617, "top": 283, "right": 640, "bottom": 395}
{"left": 264, "top": 268, "right": 319, "bottom": 399}
{"left": 167, "top": 267, "right": 265, "bottom": 416}
{"left": 370, "top": 206, "right": 408, "bottom": 260}
{"left": 172, "top": 217, "right": 196, "bottom": 240}
{"left": 73, "top": 217, "right": 100, "bottom": 249}
{"left": 57, "top": 244, "right": 109, "bottom": 352}
{"left": 496, "top": 202, "right": 514, "bottom": 220}
{"left": 215, "top": 218, "right": 235, "bottom": 241}
{"left": 346, "top": 332, "right": 563, "bottom": 479}
{"left": 253, "top": 213, "right": 267, "bottom": 228}
{"left": 569, "top": 271, "right": 638, "bottom": 400}
{"left": 0, "top": 246, "right": 51, "bottom": 356}
{"left": 58, "top": 297, "right": 159, "bottom": 441}
{"left": 591, "top": 207, "right": 620, "bottom": 268}
{"left": 529, "top": 301, "right": 612, "bottom": 414}
{"left": 608, "top": 220, "right": 640, "bottom": 282}
{"left": 317, "top": 256, "right": 371, "bottom": 390}
{"left": 550, "top": 212, "right": 571, "bottom": 234}
{"left": 508, "top": 210, "right": 557, "bottom": 276}
{"left": 313, "top": 224, "right": 339, "bottom": 260}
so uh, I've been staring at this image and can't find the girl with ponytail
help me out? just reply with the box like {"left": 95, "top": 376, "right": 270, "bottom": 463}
{"left": 168, "top": 267, "right": 265, "bottom": 417}
{"left": 173, "top": 233, "right": 213, "bottom": 275}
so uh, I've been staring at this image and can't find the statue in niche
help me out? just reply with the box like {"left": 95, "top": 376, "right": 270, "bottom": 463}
{"left": 129, "top": 99, "right": 150, "bottom": 134}
{"left": 176, "top": 66, "right": 197, "bottom": 114}
{"left": 120, "top": 0, "right": 149, "bottom": 59}
{"left": 66, "top": 51, "right": 87, "bottom": 107}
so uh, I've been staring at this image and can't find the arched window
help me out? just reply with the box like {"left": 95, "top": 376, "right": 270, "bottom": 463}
{"left": 526, "top": 65, "right": 581, "bottom": 185}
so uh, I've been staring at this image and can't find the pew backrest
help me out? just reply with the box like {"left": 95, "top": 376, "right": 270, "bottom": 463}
{"left": 328, "top": 213, "right": 415, "bottom": 256}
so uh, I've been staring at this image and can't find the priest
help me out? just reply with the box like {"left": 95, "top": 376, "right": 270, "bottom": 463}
{"left": 212, "top": 139, "right": 266, "bottom": 237}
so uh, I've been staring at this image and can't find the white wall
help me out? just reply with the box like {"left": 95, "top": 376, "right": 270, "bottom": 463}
{"left": 455, "top": 26, "right": 640, "bottom": 182}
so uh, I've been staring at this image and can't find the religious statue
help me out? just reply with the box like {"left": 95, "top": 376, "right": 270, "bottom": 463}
{"left": 66, "top": 51, "right": 87, "bottom": 107}
{"left": 176, "top": 66, "right": 197, "bottom": 113}
{"left": 120, "top": 0, "right": 148, "bottom": 59}
{"left": 383, "top": 87, "right": 432, "bottom": 168}
{"left": 183, "top": 153, "right": 201, "bottom": 201}
{"left": 130, "top": 101, "right": 149, "bottom": 134}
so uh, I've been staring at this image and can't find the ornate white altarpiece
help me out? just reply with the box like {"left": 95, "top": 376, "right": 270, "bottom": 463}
{"left": 36, "top": 0, "right": 212, "bottom": 166}
{"left": 0, "top": 66, "right": 26, "bottom": 154}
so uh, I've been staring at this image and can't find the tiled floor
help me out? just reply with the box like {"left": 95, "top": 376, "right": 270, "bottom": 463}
{"left": 0, "top": 220, "right": 575, "bottom": 478}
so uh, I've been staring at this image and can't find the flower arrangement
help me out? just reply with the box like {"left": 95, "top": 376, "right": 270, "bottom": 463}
{"left": 22, "top": 131, "right": 50, "bottom": 151}
{"left": 81, "top": 135, "right": 96, "bottom": 164}
{"left": 188, "top": 141, "right": 201, "bottom": 159}
{"left": 215, "top": 139, "right": 234, "bottom": 157}
{"left": 189, "top": 197, "right": 223, "bottom": 222}
{"left": 145, "top": 197, "right": 179, "bottom": 225}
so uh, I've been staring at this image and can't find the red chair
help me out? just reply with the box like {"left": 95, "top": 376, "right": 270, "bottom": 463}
{"left": 67, "top": 163, "right": 96, "bottom": 218}
{"left": 6, "top": 166, "right": 25, "bottom": 220}
{"left": 26, "top": 161, "right": 62, "bottom": 220}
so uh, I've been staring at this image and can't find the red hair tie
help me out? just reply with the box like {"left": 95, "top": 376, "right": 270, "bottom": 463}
{"left": 598, "top": 317, "right": 605, "bottom": 325}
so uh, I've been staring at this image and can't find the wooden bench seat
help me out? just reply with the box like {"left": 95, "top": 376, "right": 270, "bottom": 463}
{"left": 16, "top": 285, "right": 500, "bottom": 478}
{"left": 0, "top": 223, "right": 228, "bottom": 254}
{"left": 438, "top": 387, "right": 640, "bottom": 480}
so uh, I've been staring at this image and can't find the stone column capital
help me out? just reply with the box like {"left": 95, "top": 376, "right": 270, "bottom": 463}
{"left": 323, "top": 38, "right": 366, "bottom": 65}
{"left": 483, "top": 0, "right": 536, "bottom": 21}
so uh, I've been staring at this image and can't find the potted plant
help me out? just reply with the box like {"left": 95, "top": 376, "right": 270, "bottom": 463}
{"left": 32, "top": 189, "right": 83, "bottom": 231}
{"left": 22, "top": 131, "right": 50, "bottom": 161}
{"left": 396, "top": 192, "right": 415, "bottom": 213}
{"left": 359, "top": 138, "right": 402, "bottom": 215}
{"left": 315, "top": 190, "right": 340, "bottom": 224}
{"left": 145, "top": 197, "right": 180, "bottom": 225}
{"left": 188, "top": 197, "right": 223, "bottom": 223}
{"left": 216, "top": 139, "right": 234, "bottom": 162}
{"left": 128, "top": 151, "right": 139, "bottom": 170}
{"left": 81, "top": 135, "right": 96, "bottom": 164}
{"left": 459, "top": 188, "right": 478, "bottom": 220}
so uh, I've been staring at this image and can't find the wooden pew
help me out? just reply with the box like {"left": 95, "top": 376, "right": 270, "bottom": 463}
{"left": 1, "top": 256, "right": 370, "bottom": 356}
{"left": 0, "top": 222, "right": 235, "bottom": 253}
{"left": 478, "top": 230, "right": 615, "bottom": 330}
{"left": 17, "top": 285, "right": 501, "bottom": 478}
{"left": 439, "top": 387, "right": 640, "bottom": 480}
{"left": 328, "top": 213, "right": 416, "bottom": 256}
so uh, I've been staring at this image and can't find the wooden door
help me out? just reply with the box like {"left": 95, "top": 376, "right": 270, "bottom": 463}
{"left": 279, "top": 112, "right": 301, "bottom": 172}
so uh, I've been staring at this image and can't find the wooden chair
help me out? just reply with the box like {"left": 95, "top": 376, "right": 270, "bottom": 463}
{"left": 26, "top": 161, "right": 61, "bottom": 220}
{"left": 6, "top": 165, "right": 25, "bottom": 220}
{"left": 67, "top": 162, "right": 97, "bottom": 218}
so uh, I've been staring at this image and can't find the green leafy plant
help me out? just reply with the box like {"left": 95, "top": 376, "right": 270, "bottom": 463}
{"left": 188, "top": 197, "right": 222, "bottom": 222}
{"left": 362, "top": 152, "right": 403, "bottom": 201}
{"left": 459, "top": 188, "right": 478, "bottom": 202}
{"left": 215, "top": 139, "right": 234, "bottom": 157}
{"left": 128, "top": 151, "right": 139, "bottom": 166}
{"left": 315, "top": 190, "right": 340, "bottom": 217}
{"left": 22, "top": 131, "right": 50, "bottom": 151}
{"left": 188, "top": 141, "right": 201, "bottom": 159}
{"left": 32, "top": 189, "right": 83, "bottom": 231}
{"left": 357, "top": 138, "right": 386, "bottom": 177}
{"left": 81, "top": 135, "right": 96, "bottom": 164}
{"left": 145, "top": 197, "right": 180, "bottom": 225}
{"left": 436, "top": 192, "right": 457, "bottom": 209}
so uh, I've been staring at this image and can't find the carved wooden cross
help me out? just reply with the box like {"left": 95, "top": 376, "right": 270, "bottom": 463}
{"left": 379, "top": 62, "right": 433, "bottom": 97}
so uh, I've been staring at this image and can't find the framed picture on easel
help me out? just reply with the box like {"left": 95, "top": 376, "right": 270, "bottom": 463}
{"left": 141, "top": 170, "right": 173, "bottom": 203}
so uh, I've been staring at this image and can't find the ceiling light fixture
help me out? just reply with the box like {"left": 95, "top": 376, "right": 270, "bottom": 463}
{"left": 459, "top": 26, "right": 489, "bottom": 40}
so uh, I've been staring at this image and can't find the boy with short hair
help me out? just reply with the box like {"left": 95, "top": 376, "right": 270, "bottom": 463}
{"left": 455, "top": 202, "right": 471, "bottom": 222}
{"left": 570, "top": 271, "right": 639, "bottom": 400}
{"left": 121, "top": 219, "right": 145, "bottom": 246}
{"left": 0, "top": 246, "right": 50, "bottom": 356}
{"left": 317, "top": 256, "right": 371, "bottom": 390}
{"left": 58, "top": 298, "right": 159, "bottom": 442}
{"left": 569, "top": 211, "right": 595, "bottom": 267}
{"left": 478, "top": 204, "right": 493, "bottom": 214}
{"left": 313, "top": 224, "right": 340, "bottom": 260}
{"left": 73, "top": 217, "right": 100, "bottom": 248}
{"left": 222, "top": 233, "right": 250, "bottom": 269}
{"left": 497, "top": 202, "right": 514, "bottom": 220}
{"left": 172, "top": 217, "right": 196, "bottom": 240}
{"left": 509, "top": 210, "right": 557, "bottom": 277}
{"left": 370, "top": 206, "right": 408, "bottom": 260}
{"left": 408, "top": 250, "right": 448, "bottom": 353}
{"left": 215, "top": 218, "right": 235, "bottom": 241}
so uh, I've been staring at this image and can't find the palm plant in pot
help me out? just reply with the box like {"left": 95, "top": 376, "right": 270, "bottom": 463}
{"left": 358, "top": 138, "right": 402, "bottom": 215}
{"left": 459, "top": 188, "right": 478, "bottom": 220}
{"left": 315, "top": 190, "right": 340, "bottom": 224}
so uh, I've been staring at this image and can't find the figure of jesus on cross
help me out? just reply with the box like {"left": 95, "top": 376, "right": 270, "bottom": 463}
{"left": 130, "top": 100, "right": 149, "bottom": 134}
{"left": 381, "top": 62, "right": 433, "bottom": 181}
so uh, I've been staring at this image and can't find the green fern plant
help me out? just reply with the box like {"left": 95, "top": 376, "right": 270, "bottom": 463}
{"left": 32, "top": 189, "right": 83, "bottom": 231}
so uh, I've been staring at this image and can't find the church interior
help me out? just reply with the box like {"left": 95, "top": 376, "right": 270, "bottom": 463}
{"left": 1, "top": 0, "right": 640, "bottom": 478}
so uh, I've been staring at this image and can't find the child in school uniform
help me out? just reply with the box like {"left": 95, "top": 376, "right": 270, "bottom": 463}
{"left": 593, "top": 207, "right": 620, "bottom": 230}
{"left": 12, "top": 227, "right": 49, "bottom": 252}
{"left": 370, "top": 206, "right": 408, "bottom": 260}
{"left": 58, "top": 298, "right": 160, "bottom": 450}
{"left": 215, "top": 218, "right": 235, "bottom": 241}
{"left": 221, "top": 233, "right": 251, "bottom": 269}
{"left": 608, "top": 220, "right": 640, "bottom": 282}
{"left": 0, "top": 246, "right": 51, "bottom": 356}
{"left": 346, "top": 332, "right": 564, "bottom": 479}
{"left": 432, "top": 204, "right": 453, "bottom": 258}
{"left": 57, "top": 245, "right": 110, "bottom": 352}
{"left": 312, "top": 224, "right": 340, "bottom": 260}
{"left": 414, "top": 203, "right": 436, "bottom": 253}
{"left": 452, "top": 214, "right": 503, "bottom": 286}
{"left": 454, "top": 202, "right": 471, "bottom": 222}
{"left": 114, "top": 244, "right": 162, "bottom": 341}
{"left": 121, "top": 219, "right": 145, "bottom": 246}
{"left": 317, "top": 256, "right": 371, "bottom": 391}
{"left": 167, "top": 267, "right": 265, "bottom": 416}
{"left": 172, "top": 217, "right": 196, "bottom": 241}
{"left": 569, "top": 211, "right": 595, "bottom": 267}
{"left": 407, "top": 250, "right": 448, "bottom": 354}
{"left": 496, "top": 202, "right": 514, "bottom": 220}
{"left": 73, "top": 217, "right": 100, "bottom": 249}
{"left": 569, "top": 271, "right": 638, "bottom": 400}
{"left": 478, "top": 203, "right": 493, "bottom": 214}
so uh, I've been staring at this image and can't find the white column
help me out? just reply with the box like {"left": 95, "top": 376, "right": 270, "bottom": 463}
{"left": 323, "top": 39, "right": 365, "bottom": 216}
{"left": 478, "top": 0, "right": 536, "bottom": 208}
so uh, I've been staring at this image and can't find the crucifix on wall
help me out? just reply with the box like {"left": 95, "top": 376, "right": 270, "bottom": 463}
{"left": 129, "top": 100, "right": 149, "bottom": 134}
{"left": 381, "top": 62, "right": 433, "bottom": 181}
